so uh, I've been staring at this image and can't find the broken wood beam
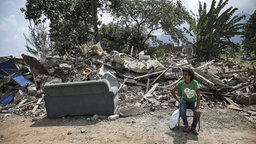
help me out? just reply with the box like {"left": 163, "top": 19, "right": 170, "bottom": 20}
{"left": 150, "top": 67, "right": 170, "bottom": 85}
{"left": 197, "top": 60, "right": 215, "bottom": 69}
{"left": 158, "top": 76, "right": 182, "bottom": 89}
{"left": 133, "top": 70, "right": 165, "bottom": 80}
{"left": 117, "top": 78, "right": 128, "bottom": 92}
{"left": 32, "top": 97, "right": 43, "bottom": 113}
{"left": 141, "top": 83, "right": 160, "bottom": 105}
{"left": 145, "top": 83, "right": 159, "bottom": 98}
{"left": 16, "top": 99, "right": 38, "bottom": 109}
{"left": 224, "top": 97, "right": 242, "bottom": 111}
{"left": 193, "top": 68, "right": 225, "bottom": 87}
{"left": 146, "top": 79, "right": 150, "bottom": 92}
{"left": 194, "top": 71, "right": 215, "bottom": 88}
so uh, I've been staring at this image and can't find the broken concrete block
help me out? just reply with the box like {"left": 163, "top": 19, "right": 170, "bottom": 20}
{"left": 14, "top": 90, "right": 24, "bottom": 104}
{"left": 139, "top": 51, "right": 150, "bottom": 60}
{"left": 47, "top": 78, "right": 63, "bottom": 84}
{"left": 21, "top": 54, "right": 49, "bottom": 75}
{"left": 59, "top": 63, "right": 72, "bottom": 69}
{"left": 92, "top": 114, "right": 99, "bottom": 121}
{"left": 80, "top": 42, "right": 103, "bottom": 56}
{"left": 118, "top": 106, "right": 146, "bottom": 117}
{"left": 127, "top": 61, "right": 148, "bottom": 74}
{"left": 147, "top": 59, "right": 165, "bottom": 72}
{"left": 108, "top": 114, "right": 119, "bottom": 121}
{"left": 113, "top": 54, "right": 125, "bottom": 65}
{"left": 27, "top": 84, "right": 37, "bottom": 96}
{"left": 80, "top": 128, "right": 86, "bottom": 133}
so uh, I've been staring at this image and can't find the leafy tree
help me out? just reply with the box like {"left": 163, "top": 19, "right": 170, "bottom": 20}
{"left": 99, "top": 23, "right": 130, "bottom": 52}
{"left": 24, "top": 22, "right": 51, "bottom": 61}
{"left": 243, "top": 10, "right": 256, "bottom": 55}
{"left": 109, "top": 0, "right": 190, "bottom": 53}
{"left": 21, "top": 0, "right": 120, "bottom": 55}
{"left": 185, "top": 0, "right": 244, "bottom": 60}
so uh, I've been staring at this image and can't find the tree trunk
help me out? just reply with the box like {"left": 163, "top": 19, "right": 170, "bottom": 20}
{"left": 92, "top": 0, "right": 99, "bottom": 44}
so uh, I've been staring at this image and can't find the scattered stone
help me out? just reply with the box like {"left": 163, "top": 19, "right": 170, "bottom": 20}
{"left": 27, "top": 84, "right": 37, "bottom": 96}
{"left": 59, "top": 63, "right": 72, "bottom": 69}
{"left": 47, "top": 78, "right": 63, "bottom": 84}
{"left": 118, "top": 106, "right": 146, "bottom": 117}
{"left": 80, "top": 128, "right": 86, "bottom": 133}
{"left": 67, "top": 131, "right": 72, "bottom": 135}
{"left": 92, "top": 114, "right": 99, "bottom": 121}
{"left": 108, "top": 114, "right": 119, "bottom": 121}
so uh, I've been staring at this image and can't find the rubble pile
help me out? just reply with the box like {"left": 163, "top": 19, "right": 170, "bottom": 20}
{"left": 0, "top": 44, "right": 256, "bottom": 122}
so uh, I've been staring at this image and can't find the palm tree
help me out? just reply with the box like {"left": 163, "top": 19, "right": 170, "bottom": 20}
{"left": 185, "top": 0, "right": 244, "bottom": 60}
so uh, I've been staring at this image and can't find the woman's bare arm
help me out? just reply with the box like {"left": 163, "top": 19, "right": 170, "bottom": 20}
{"left": 171, "top": 87, "right": 180, "bottom": 102}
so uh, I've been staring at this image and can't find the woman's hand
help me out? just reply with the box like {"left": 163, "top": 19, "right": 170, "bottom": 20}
{"left": 194, "top": 108, "right": 202, "bottom": 115}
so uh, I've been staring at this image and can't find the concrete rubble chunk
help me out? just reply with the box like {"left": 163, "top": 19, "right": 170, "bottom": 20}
{"left": 139, "top": 51, "right": 150, "bottom": 60}
{"left": 27, "top": 84, "right": 37, "bottom": 96}
{"left": 127, "top": 59, "right": 165, "bottom": 74}
{"left": 47, "top": 78, "right": 63, "bottom": 84}
{"left": 118, "top": 106, "right": 146, "bottom": 117}
{"left": 80, "top": 42, "right": 103, "bottom": 56}
{"left": 14, "top": 90, "right": 24, "bottom": 104}
{"left": 59, "top": 63, "right": 72, "bottom": 69}
{"left": 108, "top": 114, "right": 119, "bottom": 121}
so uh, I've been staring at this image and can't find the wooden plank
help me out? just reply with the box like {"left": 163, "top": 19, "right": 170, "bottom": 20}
{"left": 32, "top": 97, "right": 43, "bottom": 113}
{"left": 223, "top": 97, "right": 240, "bottom": 108}
{"left": 158, "top": 76, "right": 182, "bottom": 89}
{"left": 117, "top": 78, "right": 128, "bottom": 92}
{"left": 145, "top": 83, "right": 159, "bottom": 98}
{"left": 197, "top": 60, "right": 215, "bottom": 69}
{"left": 141, "top": 83, "right": 160, "bottom": 105}
{"left": 227, "top": 105, "right": 242, "bottom": 111}
{"left": 146, "top": 79, "right": 150, "bottom": 92}
{"left": 15, "top": 98, "right": 28, "bottom": 108}
{"left": 150, "top": 67, "right": 170, "bottom": 85}
{"left": 133, "top": 70, "right": 164, "bottom": 80}
{"left": 194, "top": 71, "right": 215, "bottom": 87}
{"left": 16, "top": 99, "right": 38, "bottom": 108}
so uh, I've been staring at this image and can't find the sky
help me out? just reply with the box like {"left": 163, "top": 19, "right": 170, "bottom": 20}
{"left": 0, "top": 0, "right": 255, "bottom": 57}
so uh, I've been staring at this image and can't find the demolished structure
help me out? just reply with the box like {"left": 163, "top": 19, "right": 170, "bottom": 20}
{"left": 0, "top": 44, "right": 256, "bottom": 122}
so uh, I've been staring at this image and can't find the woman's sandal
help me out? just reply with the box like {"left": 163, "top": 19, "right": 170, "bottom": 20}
{"left": 183, "top": 126, "right": 190, "bottom": 133}
{"left": 191, "top": 128, "right": 199, "bottom": 135}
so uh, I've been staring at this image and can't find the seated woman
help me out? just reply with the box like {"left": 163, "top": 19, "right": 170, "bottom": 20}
{"left": 171, "top": 67, "right": 201, "bottom": 135}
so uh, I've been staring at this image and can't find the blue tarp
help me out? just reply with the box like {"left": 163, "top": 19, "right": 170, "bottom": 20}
{"left": 0, "top": 59, "right": 18, "bottom": 77}
{"left": 1, "top": 95, "right": 14, "bottom": 106}
{"left": 12, "top": 75, "right": 31, "bottom": 87}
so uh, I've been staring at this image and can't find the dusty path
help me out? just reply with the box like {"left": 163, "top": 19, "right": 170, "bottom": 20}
{"left": 0, "top": 108, "right": 255, "bottom": 144}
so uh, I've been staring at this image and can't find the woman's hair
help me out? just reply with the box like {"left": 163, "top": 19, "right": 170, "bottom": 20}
{"left": 182, "top": 67, "right": 195, "bottom": 81}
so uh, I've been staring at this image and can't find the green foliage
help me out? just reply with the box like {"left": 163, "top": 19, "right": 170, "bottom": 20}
{"left": 243, "top": 10, "right": 256, "bottom": 55}
{"left": 21, "top": 0, "right": 119, "bottom": 55}
{"left": 185, "top": 0, "right": 244, "bottom": 60}
{"left": 99, "top": 23, "right": 130, "bottom": 52}
{"left": 153, "top": 46, "right": 166, "bottom": 58}
{"left": 24, "top": 22, "right": 51, "bottom": 60}
{"left": 110, "top": 0, "right": 190, "bottom": 54}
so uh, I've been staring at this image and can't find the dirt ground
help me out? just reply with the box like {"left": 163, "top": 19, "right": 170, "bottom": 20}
{"left": 0, "top": 108, "right": 255, "bottom": 144}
